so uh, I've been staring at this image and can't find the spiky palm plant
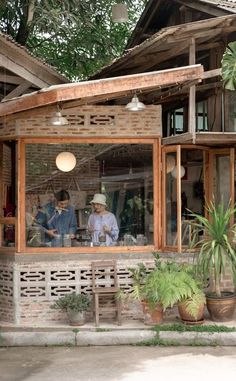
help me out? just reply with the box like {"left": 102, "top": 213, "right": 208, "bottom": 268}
{"left": 189, "top": 201, "right": 236, "bottom": 297}
{"left": 221, "top": 41, "right": 236, "bottom": 91}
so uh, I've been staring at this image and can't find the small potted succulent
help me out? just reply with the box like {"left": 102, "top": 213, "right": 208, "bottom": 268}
{"left": 51, "top": 292, "right": 91, "bottom": 326}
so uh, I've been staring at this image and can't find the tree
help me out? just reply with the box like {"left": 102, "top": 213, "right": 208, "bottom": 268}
{"left": 0, "top": 1, "right": 146, "bottom": 80}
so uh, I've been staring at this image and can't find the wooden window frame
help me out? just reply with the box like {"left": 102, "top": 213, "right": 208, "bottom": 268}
{"left": 16, "top": 137, "right": 161, "bottom": 254}
{"left": 162, "top": 144, "right": 210, "bottom": 253}
{"left": 0, "top": 141, "right": 16, "bottom": 253}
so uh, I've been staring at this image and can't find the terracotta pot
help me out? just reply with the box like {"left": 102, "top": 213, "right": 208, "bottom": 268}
{"left": 206, "top": 292, "right": 236, "bottom": 322}
{"left": 141, "top": 300, "right": 163, "bottom": 325}
{"left": 178, "top": 300, "right": 205, "bottom": 324}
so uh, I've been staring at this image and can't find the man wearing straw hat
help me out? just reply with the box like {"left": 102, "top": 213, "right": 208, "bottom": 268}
{"left": 87, "top": 193, "right": 119, "bottom": 246}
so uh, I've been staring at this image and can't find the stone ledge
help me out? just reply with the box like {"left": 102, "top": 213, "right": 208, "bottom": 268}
{"left": 1, "top": 329, "right": 236, "bottom": 347}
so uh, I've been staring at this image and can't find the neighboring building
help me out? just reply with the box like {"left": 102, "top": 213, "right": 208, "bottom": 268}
{"left": 0, "top": 1, "right": 235, "bottom": 325}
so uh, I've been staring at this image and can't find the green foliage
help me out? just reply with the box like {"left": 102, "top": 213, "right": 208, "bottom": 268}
{"left": 51, "top": 292, "right": 91, "bottom": 312}
{"left": 142, "top": 261, "right": 205, "bottom": 319}
{"left": 0, "top": 0, "right": 146, "bottom": 80}
{"left": 154, "top": 323, "right": 236, "bottom": 333}
{"left": 189, "top": 201, "right": 236, "bottom": 297}
{"left": 222, "top": 41, "right": 236, "bottom": 91}
{"left": 126, "top": 253, "right": 205, "bottom": 320}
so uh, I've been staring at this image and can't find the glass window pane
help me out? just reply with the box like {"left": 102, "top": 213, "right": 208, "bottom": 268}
{"left": 214, "top": 155, "right": 230, "bottom": 206}
{"left": 0, "top": 142, "right": 16, "bottom": 248}
{"left": 25, "top": 143, "right": 154, "bottom": 248}
{"left": 181, "top": 149, "right": 204, "bottom": 247}
{"left": 165, "top": 152, "right": 177, "bottom": 246}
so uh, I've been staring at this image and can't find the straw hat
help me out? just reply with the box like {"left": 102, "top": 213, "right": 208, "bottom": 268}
{"left": 90, "top": 193, "right": 107, "bottom": 206}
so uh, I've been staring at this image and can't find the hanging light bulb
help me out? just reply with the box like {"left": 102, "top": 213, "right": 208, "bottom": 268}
{"left": 49, "top": 104, "right": 69, "bottom": 126}
{"left": 126, "top": 94, "right": 146, "bottom": 111}
{"left": 56, "top": 152, "right": 76, "bottom": 172}
{"left": 112, "top": 3, "right": 129, "bottom": 23}
{"left": 171, "top": 166, "right": 186, "bottom": 179}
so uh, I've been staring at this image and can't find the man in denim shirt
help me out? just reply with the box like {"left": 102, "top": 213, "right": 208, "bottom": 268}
{"left": 34, "top": 190, "right": 77, "bottom": 246}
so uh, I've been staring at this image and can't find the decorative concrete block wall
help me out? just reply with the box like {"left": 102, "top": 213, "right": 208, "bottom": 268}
{"left": 0, "top": 252, "right": 234, "bottom": 325}
{"left": 0, "top": 255, "right": 155, "bottom": 325}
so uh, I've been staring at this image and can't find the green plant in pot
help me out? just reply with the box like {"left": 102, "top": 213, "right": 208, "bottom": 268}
{"left": 189, "top": 201, "right": 236, "bottom": 321}
{"left": 125, "top": 254, "right": 205, "bottom": 325}
{"left": 142, "top": 258, "right": 206, "bottom": 325}
{"left": 51, "top": 292, "right": 91, "bottom": 326}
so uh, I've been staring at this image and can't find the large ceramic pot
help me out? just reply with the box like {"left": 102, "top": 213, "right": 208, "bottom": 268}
{"left": 206, "top": 292, "right": 236, "bottom": 322}
{"left": 178, "top": 300, "right": 205, "bottom": 325}
{"left": 141, "top": 300, "right": 163, "bottom": 325}
{"left": 67, "top": 309, "right": 86, "bottom": 326}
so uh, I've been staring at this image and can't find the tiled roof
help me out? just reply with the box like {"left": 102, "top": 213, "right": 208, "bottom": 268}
{"left": 201, "top": 0, "right": 236, "bottom": 11}
{"left": 0, "top": 31, "right": 69, "bottom": 83}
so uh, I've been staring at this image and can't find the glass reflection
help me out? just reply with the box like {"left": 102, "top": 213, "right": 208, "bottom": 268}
{"left": 25, "top": 143, "right": 154, "bottom": 247}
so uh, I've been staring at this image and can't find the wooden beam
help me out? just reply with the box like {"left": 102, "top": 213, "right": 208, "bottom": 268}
{"left": 3, "top": 81, "right": 31, "bottom": 101}
{"left": 0, "top": 64, "right": 204, "bottom": 117}
{"left": 0, "top": 53, "right": 48, "bottom": 89}
{"left": 162, "top": 133, "right": 193, "bottom": 145}
{"left": 0, "top": 74, "right": 24, "bottom": 85}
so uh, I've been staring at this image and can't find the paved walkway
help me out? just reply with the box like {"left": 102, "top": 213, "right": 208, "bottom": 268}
{"left": 1, "top": 346, "right": 236, "bottom": 381}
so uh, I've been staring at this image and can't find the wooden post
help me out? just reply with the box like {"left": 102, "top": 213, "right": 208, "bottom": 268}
{"left": 0, "top": 142, "right": 3, "bottom": 246}
{"left": 176, "top": 145, "right": 182, "bottom": 253}
{"left": 17, "top": 139, "right": 25, "bottom": 253}
{"left": 153, "top": 139, "right": 161, "bottom": 249}
{"left": 188, "top": 38, "right": 196, "bottom": 143}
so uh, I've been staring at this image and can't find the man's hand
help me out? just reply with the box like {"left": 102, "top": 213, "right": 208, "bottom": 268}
{"left": 46, "top": 229, "right": 57, "bottom": 238}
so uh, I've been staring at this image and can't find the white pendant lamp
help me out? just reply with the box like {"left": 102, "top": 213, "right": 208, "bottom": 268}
{"left": 56, "top": 152, "right": 76, "bottom": 172}
{"left": 171, "top": 165, "right": 186, "bottom": 179}
{"left": 126, "top": 94, "right": 146, "bottom": 111}
{"left": 112, "top": 3, "right": 129, "bottom": 23}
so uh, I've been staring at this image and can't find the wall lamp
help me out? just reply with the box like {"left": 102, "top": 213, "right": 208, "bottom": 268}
{"left": 125, "top": 94, "right": 146, "bottom": 111}
{"left": 49, "top": 104, "right": 69, "bottom": 126}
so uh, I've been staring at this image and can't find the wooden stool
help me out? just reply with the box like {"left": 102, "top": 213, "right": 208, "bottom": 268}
{"left": 91, "top": 260, "right": 122, "bottom": 327}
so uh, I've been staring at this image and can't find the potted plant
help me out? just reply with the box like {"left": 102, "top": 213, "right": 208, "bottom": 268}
{"left": 142, "top": 258, "right": 205, "bottom": 325}
{"left": 51, "top": 292, "right": 91, "bottom": 326}
{"left": 176, "top": 263, "right": 206, "bottom": 324}
{"left": 129, "top": 261, "right": 164, "bottom": 325}
{"left": 125, "top": 254, "right": 205, "bottom": 325}
{"left": 189, "top": 201, "right": 236, "bottom": 321}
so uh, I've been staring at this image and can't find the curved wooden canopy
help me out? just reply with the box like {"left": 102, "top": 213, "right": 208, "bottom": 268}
{"left": 0, "top": 65, "right": 204, "bottom": 117}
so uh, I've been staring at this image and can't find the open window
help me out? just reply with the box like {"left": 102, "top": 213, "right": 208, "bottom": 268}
{"left": 162, "top": 145, "right": 207, "bottom": 252}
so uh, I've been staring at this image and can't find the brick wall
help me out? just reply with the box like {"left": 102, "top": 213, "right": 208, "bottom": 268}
{"left": 0, "top": 105, "right": 162, "bottom": 137}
